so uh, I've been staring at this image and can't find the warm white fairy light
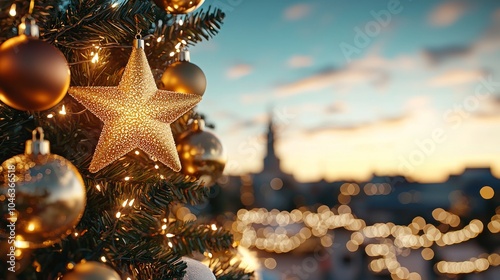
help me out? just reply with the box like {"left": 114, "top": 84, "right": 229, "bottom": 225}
{"left": 166, "top": 233, "right": 175, "bottom": 238}
{"left": 59, "top": 105, "right": 67, "bottom": 115}
{"left": 111, "top": 2, "right": 119, "bottom": 8}
{"left": 161, "top": 224, "right": 167, "bottom": 230}
{"left": 91, "top": 52, "right": 99, "bottom": 64}
{"left": 96, "top": 184, "right": 101, "bottom": 191}
{"left": 135, "top": 150, "right": 140, "bottom": 155}
{"left": 124, "top": 176, "right": 130, "bottom": 181}
{"left": 47, "top": 113, "right": 54, "bottom": 118}
{"left": 211, "top": 224, "right": 217, "bottom": 231}
{"left": 122, "top": 199, "right": 129, "bottom": 207}
{"left": 128, "top": 199, "right": 135, "bottom": 206}
{"left": 9, "top": 4, "right": 16, "bottom": 17}
{"left": 116, "top": 212, "right": 122, "bottom": 218}
{"left": 100, "top": 256, "right": 107, "bottom": 262}
{"left": 168, "top": 242, "right": 173, "bottom": 248}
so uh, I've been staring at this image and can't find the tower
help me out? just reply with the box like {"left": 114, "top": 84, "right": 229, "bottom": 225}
{"left": 263, "top": 113, "right": 280, "bottom": 172}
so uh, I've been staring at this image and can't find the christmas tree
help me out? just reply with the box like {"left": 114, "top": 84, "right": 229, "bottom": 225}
{"left": 0, "top": 0, "right": 254, "bottom": 279}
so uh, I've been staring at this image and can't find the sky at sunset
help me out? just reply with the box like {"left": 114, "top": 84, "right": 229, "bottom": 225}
{"left": 191, "top": 0, "right": 500, "bottom": 183}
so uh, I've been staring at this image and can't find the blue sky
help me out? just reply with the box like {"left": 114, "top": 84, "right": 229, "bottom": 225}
{"left": 190, "top": 0, "right": 500, "bottom": 182}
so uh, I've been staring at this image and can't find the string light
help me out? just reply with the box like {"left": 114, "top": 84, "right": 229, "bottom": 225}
{"left": 59, "top": 105, "right": 67, "bottom": 115}
{"left": 9, "top": 4, "right": 16, "bottom": 17}
{"left": 47, "top": 113, "right": 54, "bottom": 118}
{"left": 96, "top": 184, "right": 101, "bottom": 191}
{"left": 233, "top": 206, "right": 498, "bottom": 277}
{"left": 91, "top": 52, "right": 99, "bottom": 64}
{"left": 100, "top": 256, "right": 107, "bottom": 262}
{"left": 166, "top": 233, "right": 175, "bottom": 238}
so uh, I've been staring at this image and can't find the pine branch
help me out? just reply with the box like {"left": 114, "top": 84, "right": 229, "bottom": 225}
{"left": 169, "top": 221, "right": 234, "bottom": 256}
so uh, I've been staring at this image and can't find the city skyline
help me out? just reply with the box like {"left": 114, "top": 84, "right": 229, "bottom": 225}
{"left": 192, "top": 0, "right": 500, "bottom": 182}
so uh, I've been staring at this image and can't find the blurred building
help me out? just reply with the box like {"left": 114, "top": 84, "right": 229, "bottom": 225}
{"left": 213, "top": 116, "right": 500, "bottom": 280}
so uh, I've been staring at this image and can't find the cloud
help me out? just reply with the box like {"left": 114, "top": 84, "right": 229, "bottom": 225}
{"left": 284, "top": 4, "right": 312, "bottom": 21}
{"left": 274, "top": 66, "right": 387, "bottom": 97}
{"left": 287, "top": 55, "right": 314, "bottom": 69}
{"left": 471, "top": 94, "right": 500, "bottom": 119}
{"left": 423, "top": 45, "right": 473, "bottom": 65}
{"left": 325, "top": 102, "right": 348, "bottom": 114}
{"left": 494, "top": 8, "right": 500, "bottom": 23}
{"left": 305, "top": 114, "right": 410, "bottom": 134}
{"left": 226, "top": 64, "right": 253, "bottom": 80}
{"left": 428, "top": 69, "right": 487, "bottom": 87}
{"left": 428, "top": 1, "right": 468, "bottom": 27}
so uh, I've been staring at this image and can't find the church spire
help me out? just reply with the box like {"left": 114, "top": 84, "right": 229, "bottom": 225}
{"left": 263, "top": 111, "right": 280, "bottom": 171}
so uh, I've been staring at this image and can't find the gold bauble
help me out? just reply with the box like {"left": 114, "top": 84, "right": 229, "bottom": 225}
{"left": 153, "top": 0, "right": 205, "bottom": 14}
{"left": 176, "top": 119, "right": 226, "bottom": 186}
{"left": 0, "top": 128, "right": 86, "bottom": 249}
{"left": 0, "top": 35, "right": 70, "bottom": 111}
{"left": 160, "top": 60, "right": 207, "bottom": 97}
{"left": 63, "top": 262, "right": 121, "bottom": 280}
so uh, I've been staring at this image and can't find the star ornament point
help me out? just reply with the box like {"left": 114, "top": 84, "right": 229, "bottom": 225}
{"left": 69, "top": 47, "right": 201, "bottom": 173}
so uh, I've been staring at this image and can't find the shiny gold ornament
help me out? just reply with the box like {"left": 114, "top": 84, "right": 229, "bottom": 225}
{"left": 176, "top": 118, "right": 226, "bottom": 186}
{"left": 69, "top": 39, "right": 201, "bottom": 173}
{"left": 0, "top": 128, "right": 86, "bottom": 249}
{"left": 153, "top": 0, "right": 205, "bottom": 14}
{"left": 63, "top": 261, "right": 121, "bottom": 280}
{"left": 0, "top": 17, "right": 70, "bottom": 111}
{"left": 160, "top": 49, "right": 207, "bottom": 97}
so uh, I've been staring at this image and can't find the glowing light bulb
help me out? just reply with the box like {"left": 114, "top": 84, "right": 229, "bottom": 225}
{"left": 59, "top": 105, "right": 67, "bottom": 115}
{"left": 9, "top": 4, "right": 16, "bottom": 17}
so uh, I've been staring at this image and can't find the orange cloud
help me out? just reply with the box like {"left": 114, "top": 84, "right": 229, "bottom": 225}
{"left": 287, "top": 55, "right": 314, "bottom": 69}
{"left": 428, "top": 69, "right": 487, "bottom": 87}
{"left": 428, "top": 1, "right": 468, "bottom": 27}
{"left": 284, "top": 4, "right": 312, "bottom": 21}
{"left": 275, "top": 67, "right": 386, "bottom": 97}
{"left": 226, "top": 63, "right": 253, "bottom": 80}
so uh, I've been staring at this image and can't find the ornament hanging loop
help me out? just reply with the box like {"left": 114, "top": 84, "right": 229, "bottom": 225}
{"left": 26, "top": 127, "right": 50, "bottom": 156}
{"left": 19, "top": 15, "right": 39, "bottom": 37}
{"left": 32, "top": 127, "right": 45, "bottom": 141}
{"left": 188, "top": 117, "right": 205, "bottom": 132}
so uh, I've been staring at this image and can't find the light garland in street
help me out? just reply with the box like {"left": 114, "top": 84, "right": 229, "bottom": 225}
{"left": 232, "top": 205, "right": 499, "bottom": 279}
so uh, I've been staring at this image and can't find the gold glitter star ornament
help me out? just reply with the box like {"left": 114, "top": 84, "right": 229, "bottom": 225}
{"left": 69, "top": 39, "right": 201, "bottom": 173}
